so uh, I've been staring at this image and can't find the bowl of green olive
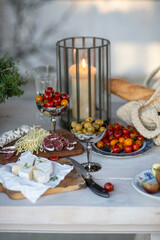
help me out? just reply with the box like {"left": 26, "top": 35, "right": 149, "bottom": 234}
{"left": 71, "top": 117, "right": 106, "bottom": 143}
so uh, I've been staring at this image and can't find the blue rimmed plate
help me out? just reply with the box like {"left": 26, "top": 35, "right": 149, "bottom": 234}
{"left": 132, "top": 169, "right": 160, "bottom": 199}
{"left": 92, "top": 139, "right": 153, "bottom": 158}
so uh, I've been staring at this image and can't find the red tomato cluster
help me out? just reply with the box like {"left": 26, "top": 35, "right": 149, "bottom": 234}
{"left": 35, "top": 87, "right": 69, "bottom": 108}
{"left": 96, "top": 123, "right": 145, "bottom": 154}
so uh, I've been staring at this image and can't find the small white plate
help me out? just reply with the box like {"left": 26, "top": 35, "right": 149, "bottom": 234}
{"left": 132, "top": 169, "right": 160, "bottom": 199}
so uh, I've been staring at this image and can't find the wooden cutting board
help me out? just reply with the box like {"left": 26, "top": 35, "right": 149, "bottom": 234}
{"left": 0, "top": 159, "right": 86, "bottom": 200}
{"left": 0, "top": 129, "right": 84, "bottom": 165}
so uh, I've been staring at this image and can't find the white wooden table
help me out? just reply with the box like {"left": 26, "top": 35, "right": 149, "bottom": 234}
{"left": 0, "top": 96, "right": 160, "bottom": 240}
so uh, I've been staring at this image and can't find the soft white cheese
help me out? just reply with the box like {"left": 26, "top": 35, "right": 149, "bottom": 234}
{"left": 35, "top": 157, "right": 47, "bottom": 165}
{"left": 34, "top": 160, "right": 53, "bottom": 175}
{"left": 12, "top": 164, "right": 24, "bottom": 175}
{"left": 19, "top": 166, "right": 34, "bottom": 180}
{"left": 33, "top": 170, "right": 50, "bottom": 184}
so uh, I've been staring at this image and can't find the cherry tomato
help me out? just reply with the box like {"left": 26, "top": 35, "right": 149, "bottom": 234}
{"left": 108, "top": 134, "right": 114, "bottom": 141}
{"left": 107, "top": 129, "right": 114, "bottom": 136}
{"left": 114, "top": 130, "right": 122, "bottom": 139}
{"left": 132, "top": 142, "right": 140, "bottom": 151}
{"left": 113, "top": 122, "right": 120, "bottom": 130}
{"left": 61, "top": 93, "right": 69, "bottom": 101}
{"left": 122, "top": 128, "right": 129, "bottom": 135}
{"left": 117, "top": 142, "right": 123, "bottom": 150}
{"left": 45, "top": 100, "right": 54, "bottom": 107}
{"left": 54, "top": 91, "right": 61, "bottom": 97}
{"left": 103, "top": 131, "right": 108, "bottom": 139}
{"left": 124, "top": 145, "right": 132, "bottom": 153}
{"left": 127, "top": 125, "right": 136, "bottom": 131}
{"left": 45, "top": 87, "right": 54, "bottom": 93}
{"left": 111, "top": 144, "right": 121, "bottom": 153}
{"left": 119, "top": 137, "right": 125, "bottom": 144}
{"left": 61, "top": 99, "right": 69, "bottom": 106}
{"left": 104, "top": 182, "right": 114, "bottom": 192}
{"left": 97, "top": 140, "right": 104, "bottom": 148}
{"left": 43, "top": 91, "right": 53, "bottom": 100}
{"left": 129, "top": 131, "right": 138, "bottom": 140}
{"left": 135, "top": 139, "right": 143, "bottom": 147}
{"left": 49, "top": 155, "right": 59, "bottom": 161}
{"left": 107, "top": 125, "right": 113, "bottom": 130}
{"left": 137, "top": 135, "right": 145, "bottom": 141}
{"left": 102, "top": 138, "right": 110, "bottom": 148}
{"left": 122, "top": 134, "right": 129, "bottom": 139}
{"left": 35, "top": 95, "right": 43, "bottom": 102}
{"left": 124, "top": 138, "right": 133, "bottom": 146}
{"left": 110, "top": 139, "right": 118, "bottom": 146}
{"left": 52, "top": 96, "right": 61, "bottom": 106}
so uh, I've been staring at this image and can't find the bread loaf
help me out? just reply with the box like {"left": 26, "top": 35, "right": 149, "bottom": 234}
{"left": 110, "top": 78, "right": 155, "bottom": 101}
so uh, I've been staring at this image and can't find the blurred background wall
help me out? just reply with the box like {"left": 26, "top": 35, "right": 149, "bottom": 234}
{"left": 0, "top": 0, "right": 160, "bottom": 84}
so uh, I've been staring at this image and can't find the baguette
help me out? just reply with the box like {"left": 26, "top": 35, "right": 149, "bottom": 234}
{"left": 110, "top": 78, "right": 155, "bottom": 101}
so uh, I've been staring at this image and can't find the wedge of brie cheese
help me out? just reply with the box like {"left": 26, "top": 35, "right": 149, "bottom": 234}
{"left": 33, "top": 170, "right": 50, "bottom": 184}
{"left": 12, "top": 164, "right": 24, "bottom": 175}
{"left": 35, "top": 160, "right": 53, "bottom": 175}
{"left": 19, "top": 166, "right": 33, "bottom": 180}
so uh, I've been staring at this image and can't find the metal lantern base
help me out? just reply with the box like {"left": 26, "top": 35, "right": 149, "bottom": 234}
{"left": 81, "top": 162, "right": 102, "bottom": 172}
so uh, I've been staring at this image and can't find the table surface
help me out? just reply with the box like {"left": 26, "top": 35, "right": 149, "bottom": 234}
{"left": 0, "top": 94, "right": 160, "bottom": 234}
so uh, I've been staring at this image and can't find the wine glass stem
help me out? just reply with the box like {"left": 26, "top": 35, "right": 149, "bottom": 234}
{"left": 51, "top": 117, "right": 56, "bottom": 133}
{"left": 87, "top": 142, "right": 92, "bottom": 171}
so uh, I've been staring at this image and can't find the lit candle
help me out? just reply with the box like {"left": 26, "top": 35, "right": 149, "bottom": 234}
{"left": 69, "top": 58, "right": 97, "bottom": 120}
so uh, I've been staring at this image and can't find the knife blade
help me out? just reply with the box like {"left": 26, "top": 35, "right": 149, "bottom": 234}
{"left": 68, "top": 158, "right": 109, "bottom": 198}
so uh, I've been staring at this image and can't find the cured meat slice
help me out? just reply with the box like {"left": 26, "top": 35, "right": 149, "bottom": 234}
{"left": 43, "top": 138, "right": 55, "bottom": 151}
{"left": 49, "top": 133, "right": 62, "bottom": 141}
{"left": 1, "top": 146, "right": 17, "bottom": 159}
{"left": 3, "top": 151, "right": 15, "bottom": 160}
{"left": 53, "top": 140, "right": 63, "bottom": 151}
{"left": 60, "top": 137, "right": 70, "bottom": 149}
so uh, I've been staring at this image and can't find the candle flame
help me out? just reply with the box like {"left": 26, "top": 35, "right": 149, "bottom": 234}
{"left": 81, "top": 58, "right": 86, "bottom": 69}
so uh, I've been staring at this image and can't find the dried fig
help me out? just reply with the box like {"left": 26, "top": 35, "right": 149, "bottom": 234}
{"left": 141, "top": 182, "right": 160, "bottom": 194}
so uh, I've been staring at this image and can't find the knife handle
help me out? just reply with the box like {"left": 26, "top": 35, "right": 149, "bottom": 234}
{"left": 85, "top": 178, "right": 109, "bottom": 198}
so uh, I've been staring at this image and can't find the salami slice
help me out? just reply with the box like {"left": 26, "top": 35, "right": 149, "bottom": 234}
{"left": 3, "top": 151, "right": 15, "bottom": 159}
{"left": 43, "top": 137, "right": 55, "bottom": 151}
{"left": 49, "top": 133, "right": 62, "bottom": 142}
{"left": 53, "top": 140, "right": 64, "bottom": 151}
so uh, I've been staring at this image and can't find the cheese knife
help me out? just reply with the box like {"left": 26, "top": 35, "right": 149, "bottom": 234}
{"left": 69, "top": 158, "right": 109, "bottom": 198}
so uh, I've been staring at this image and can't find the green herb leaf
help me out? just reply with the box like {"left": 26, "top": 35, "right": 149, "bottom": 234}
{"left": 50, "top": 176, "right": 58, "bottom": 181}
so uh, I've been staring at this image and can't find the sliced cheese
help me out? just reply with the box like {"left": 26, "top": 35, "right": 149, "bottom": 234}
{"left": 33, "top": 170, "right": 50, "bottom": 184}
{"left": 34, "top": 160, "right": 53, "bottom": 175}
{"left": 19, "top": 166, "right": 33, "bottom": 180}
{"left": 12, "top": 164, "right": 24, "bottom": 175}
{"left": 35, "top": 157, "right": 47, "bottom": 165}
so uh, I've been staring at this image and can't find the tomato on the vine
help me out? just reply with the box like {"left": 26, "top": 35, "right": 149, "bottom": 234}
{"left": 104, "top": 182, "right": 114, "bottom": 192}
{"left": 122, "top": 128, "right": 129, "bottom": 135}
{"left": 49, "top": 155, "right": 59, "bottom": 161}
{"left": 113, "top": 122, "right": 120, "bottom": 131}
{"left": 114, "top": 130, "right": 122, "bottom": 139}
